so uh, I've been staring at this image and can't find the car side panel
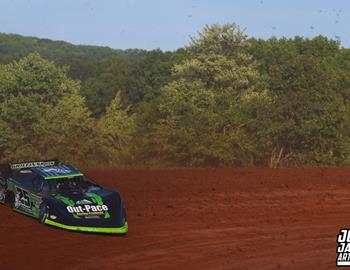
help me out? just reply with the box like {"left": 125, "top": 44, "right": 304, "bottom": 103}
{"left": 7, "top": 179, "right": 42, "bottom": 218}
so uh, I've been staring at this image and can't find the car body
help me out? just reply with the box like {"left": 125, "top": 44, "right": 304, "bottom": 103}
{"left": 0, "top": 160, "right": 128, "bottom": 234}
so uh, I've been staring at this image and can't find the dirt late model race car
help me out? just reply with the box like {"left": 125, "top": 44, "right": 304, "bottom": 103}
{"left": 0, "top": 160, "right": 128, "bottom": 234}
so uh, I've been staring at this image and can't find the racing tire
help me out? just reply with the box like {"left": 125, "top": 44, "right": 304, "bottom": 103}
{"left": 39, "top": 203, "right": 49, "bottom": 223}
{"left": 6, "top": 191, "right": 15, "bottom": 209}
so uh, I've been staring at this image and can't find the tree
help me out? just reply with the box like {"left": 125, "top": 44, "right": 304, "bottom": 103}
{"left": 0, "top": 53, "right": 81, "bottom": 161}
{"left": 0, "top": 53, "right": 78, "bottom": 104}
{"left": 0, "top": 94, "right": 44, "bottom": 161}
{"left": 249, "top": 36, "right": 350, "bottom": 166}
{"left": 33, "top": 95, "right": 97, "bottom": 165}
{"left": 145, "top": 24, "right": 270, "bottom": 166}
{"left": 97, "top": 93, "right": 136, "bottom": 166}
{"left": 80, "top": 56, "right": 131, "bottom": 116}
{"left": 0, "top": 53, "right": 136, "bottom": 166}
{"left": 127, "top": 49, "right": 187, "bottom": 105}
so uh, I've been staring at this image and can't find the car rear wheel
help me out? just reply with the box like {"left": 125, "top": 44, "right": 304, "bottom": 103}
{"left": 6, "top": 191, "right": 15, "bottom": 209}
{"left": 39, "top": 203, "right": 49, "bottom": 223}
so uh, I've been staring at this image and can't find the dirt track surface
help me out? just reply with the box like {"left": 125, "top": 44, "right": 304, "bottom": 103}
{"left": 1, "top": 168, "right": 349, "bottom": 270}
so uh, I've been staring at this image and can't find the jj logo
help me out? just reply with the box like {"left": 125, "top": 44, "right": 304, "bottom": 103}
{"left": 337, "top": 229, "right": 350, "bottom": 266}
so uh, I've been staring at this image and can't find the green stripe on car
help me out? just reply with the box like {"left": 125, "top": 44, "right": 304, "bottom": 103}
{"left": 44, "top": 173, "right": 84, "bottom": 180}
{"left": 44, "top": 219, "right": 128, "bottom": 234}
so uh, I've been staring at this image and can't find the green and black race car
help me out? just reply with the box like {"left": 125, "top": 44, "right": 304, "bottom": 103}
{"left": 0, "top": 160, "right": 128, "bottom": 234}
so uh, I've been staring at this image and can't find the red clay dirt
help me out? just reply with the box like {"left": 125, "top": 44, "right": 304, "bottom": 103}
{"left": 1, "top": 168, "right": 349, "bottom": 270}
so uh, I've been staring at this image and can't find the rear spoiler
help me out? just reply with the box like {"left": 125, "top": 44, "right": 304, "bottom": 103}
{"left": 0, "top": 159, "right": 59, "bottom": 178}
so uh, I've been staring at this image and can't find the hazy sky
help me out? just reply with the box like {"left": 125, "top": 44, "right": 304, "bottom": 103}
{"left": 0, "top": 0, "right": 349, "bottom": 50}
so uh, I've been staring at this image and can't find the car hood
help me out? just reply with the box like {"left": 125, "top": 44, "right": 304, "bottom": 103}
{"left": 44, "top": 189, "right": 126, "bottom": 227}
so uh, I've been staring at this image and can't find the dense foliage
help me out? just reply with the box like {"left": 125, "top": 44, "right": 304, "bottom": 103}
{"left": 0, "top": 53, "right": 135, "bottom": 165}
{"left": 1, "top": 25, "right": 350, "bottom": 167}
{"left": 144, "top": 24, "right": 270, "bottom": 166}
{"left": 249, "top": 36, "right": 350, "bottom": 166}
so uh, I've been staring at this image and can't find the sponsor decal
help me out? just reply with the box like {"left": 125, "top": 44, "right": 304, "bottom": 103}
{"left": 49, "top": 215, "right": 57, "bottom": 220}
{"left": 66, "top": 204, "right": 109, "bottom": 216}
{"left": 41, "top": 167, "right": 72, "bottom": 174}
{"left": 15, "top": 187, "right": 31, "bottom": 209}
{"left": 337, "top": 229, "right": 350, "bottom": 266}
{"left": 10, "top": 161, "right": 56, "bottom": 170}
{"left": 14, "top": 187, "right": 41, "bottom": 211}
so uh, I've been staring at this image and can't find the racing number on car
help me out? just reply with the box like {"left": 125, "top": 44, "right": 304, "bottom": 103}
{"left": 15, "top": 187, "right": 31, "bottom": 208}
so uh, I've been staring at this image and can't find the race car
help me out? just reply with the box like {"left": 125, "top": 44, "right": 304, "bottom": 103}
{"left": 0, "top": 160, "right": 128, "bottom": 234}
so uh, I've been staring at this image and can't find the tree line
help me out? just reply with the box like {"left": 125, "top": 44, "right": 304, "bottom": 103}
{"left": 1, "top": 23, "right": 350, "bottom": 167}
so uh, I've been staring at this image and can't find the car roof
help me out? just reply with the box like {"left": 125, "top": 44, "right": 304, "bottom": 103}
{"left": 31, "top": 164, "right": 84, "bottom": 180}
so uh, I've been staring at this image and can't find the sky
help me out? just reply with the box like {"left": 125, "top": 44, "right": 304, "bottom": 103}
{"left": 0, "top": 0, "right": 349, "bottom": 51}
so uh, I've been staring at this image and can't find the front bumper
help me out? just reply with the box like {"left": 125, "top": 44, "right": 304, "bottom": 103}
{"left": 44, "top": 219, "right": 128, "bottom": 234}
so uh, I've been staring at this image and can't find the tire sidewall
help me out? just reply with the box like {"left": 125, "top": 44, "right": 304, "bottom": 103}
{"left": 6, "top": 191, "right": 15, "bottom": 209}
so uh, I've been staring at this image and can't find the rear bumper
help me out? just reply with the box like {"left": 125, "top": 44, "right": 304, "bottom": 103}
{"left": 44, "top": 219, "right": 128, "bottom": 234}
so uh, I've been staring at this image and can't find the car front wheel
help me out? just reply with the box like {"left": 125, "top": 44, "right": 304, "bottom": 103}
{"left": 39, "top": 203, "right": 49, "bottom": 223}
